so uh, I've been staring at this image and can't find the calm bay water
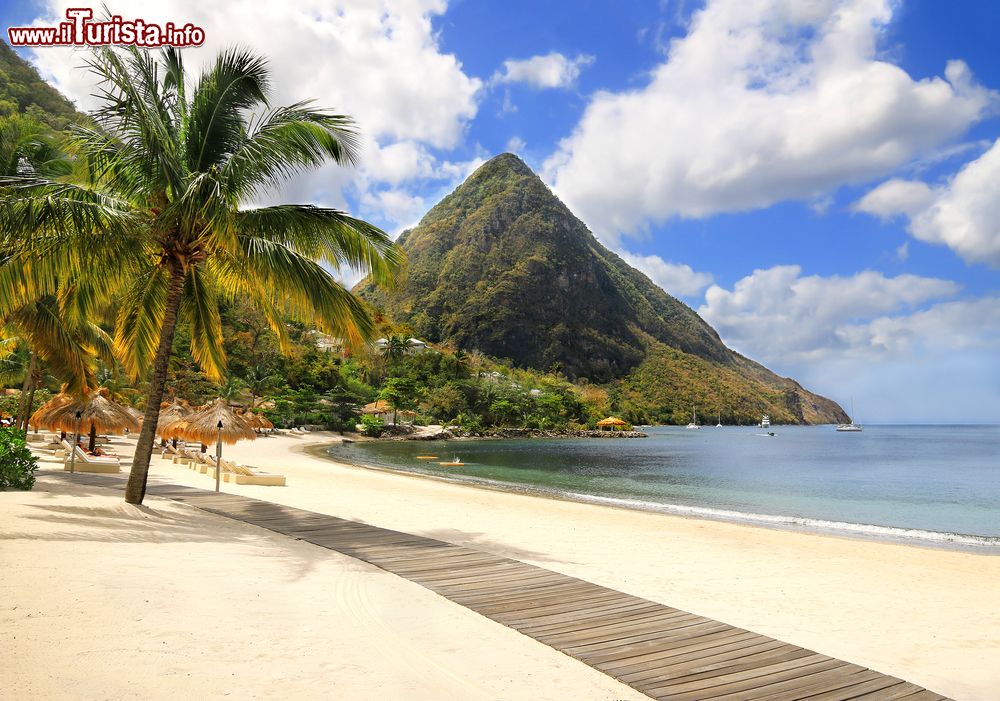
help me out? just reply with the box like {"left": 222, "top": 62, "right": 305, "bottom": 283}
{"left": 327, "top": 425, "right": 1000, "bottom": 549}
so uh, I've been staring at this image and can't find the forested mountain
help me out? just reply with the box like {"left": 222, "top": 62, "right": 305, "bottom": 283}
{"left": 358, "top": 154, "right": 847, "bottom": 424}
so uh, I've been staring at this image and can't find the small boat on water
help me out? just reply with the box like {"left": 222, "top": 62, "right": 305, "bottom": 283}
{"left": 836, "top": 399, "right": 863, "bottom": 432}
{"left": 716, "top": 411, "right": 722, "bottom": 428}
{"left": 439, "top": 456, "right": 464, "bottom": 466}
{"left": 760, "top": 414, "right": 770, "bottom": 428}
{"left": 686, "top": 407, "right": 700, "bottom": 430}
{"left": 415, "top": 455, "right": 439, "bottom": 460}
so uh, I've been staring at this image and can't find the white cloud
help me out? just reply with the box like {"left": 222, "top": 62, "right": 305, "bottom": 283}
{"left": 492, "top": 52, "right": 595, "bottom": 89}
{"left": 854, "top": 179, "right": 935, "bottom": 220}
{"left": 699, "top": 265, "right": 960, "bottom": 364}
{"left": 856, "top": 139, "right": 1000, "bottom": 267}
{"left": 895, "top": 241, "right": 909, "bottom": 261}
{"left": 618, "top": 251, "right": 713, "bottom": 297}
{"left": 698, "top": 265, "right": 1000, "bottom": 422}
{"left": 24, "top": 0, "right": 482, "bottom": 228}
{"left": 506, "top": 136, "right": 526, "bottom": 153}
{"left": 544, "top": 0, "right": 995, "bottom": 242}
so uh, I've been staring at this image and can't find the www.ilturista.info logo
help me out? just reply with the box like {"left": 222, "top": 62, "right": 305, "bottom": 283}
{"left": 8, "top": 8, "right": 205, "bottom": 47}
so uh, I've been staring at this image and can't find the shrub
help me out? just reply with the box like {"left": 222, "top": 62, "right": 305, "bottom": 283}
{"left": 0, "top": 428, "right": 39, "bottom": 490}
{"left": 358, "top": 414, "right": 386, "bottom": 437}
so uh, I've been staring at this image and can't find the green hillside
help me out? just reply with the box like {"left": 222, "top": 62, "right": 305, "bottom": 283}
{"left": 0, "top": 41, "right": 83, "bottom": 128}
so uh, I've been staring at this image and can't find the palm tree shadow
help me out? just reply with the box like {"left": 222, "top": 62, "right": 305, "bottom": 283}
{"left": 1, "top": 496, "right": 367, "bottom": 582}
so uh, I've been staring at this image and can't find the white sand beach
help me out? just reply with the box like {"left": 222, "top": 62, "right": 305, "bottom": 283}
{"left": 5, "top": 431, "right": 1000, "bottom": 700}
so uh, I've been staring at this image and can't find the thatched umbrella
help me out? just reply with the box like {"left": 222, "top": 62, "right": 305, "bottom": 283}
{"left": 242, "top": 410, "right": 274, "bottom": 432}
{"left": 156, "top": 401, "right": 192, "bottom": 446}
{"left": 178, "top": 398, "right": 255, "bottom": 492}
{"left": 42, "top": 388, "right": 140, "bottom": 451}
{"left": 181, "top": 399, "right": 256, "bottom": 445}
{"left": 596, "top": 416, "right": 629, "bottom": 431}
{"left": 29, "top": 393, "right": 74, "bottom": 432}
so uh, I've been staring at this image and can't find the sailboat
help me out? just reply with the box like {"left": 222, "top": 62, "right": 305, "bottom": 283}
{"left": 760, "top": 414, "right": 770, "bottom": 428}
{"left": 686, "top": 407, "right": 700, "bottom": 430}
{"left": 836, "top": 398, "right": 863, "bottom": 432}
{"left": 716, "top": 411, "right": 722, "bottom": 428}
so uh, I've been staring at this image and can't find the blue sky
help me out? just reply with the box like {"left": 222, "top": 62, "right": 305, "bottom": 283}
{"left": 6, "top": 0, "right": 999, "bottom": 422}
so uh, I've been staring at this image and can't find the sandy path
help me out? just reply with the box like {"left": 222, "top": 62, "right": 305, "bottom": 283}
{"left": 1, "top": 476, "right": 648, "bottom": 701}
{"left": 16, "top": 431, "right": 1000, "bottom": 700}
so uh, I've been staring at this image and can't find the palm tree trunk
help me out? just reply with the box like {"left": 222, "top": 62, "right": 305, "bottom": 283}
{"left": 24, "top": 380, "right": 38, "bottom": 434}
{"left": 16, "top": 351, "right": 36, "bottom": 433}
{"left": 125, "top": 260, "right": 187, "bottom": 505}
{"left": 87, "top": 423, "right": 97, "bottom": 452}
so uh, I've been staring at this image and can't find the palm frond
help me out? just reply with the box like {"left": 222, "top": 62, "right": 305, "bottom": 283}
{"left": 187, "top": 47, "right": 269, "bottom": 172}
{"left": 235, "top": 205, "right": 402, "bottom": 287}
{"left": 223, "top": 103, "right": 360, "bottom": 198}
{"left": 181, "top": 263, "right": 227, "bottom": 380}
{"left": 113, "top": 266, "right": 169, "bottom": 380}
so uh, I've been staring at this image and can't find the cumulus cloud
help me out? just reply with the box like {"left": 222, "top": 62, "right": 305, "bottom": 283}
{"left": 492, "top": 52, "right": 595, "bottom": 89}
{"left": 856, "top": 139, "right": 1000, "bottom": 267}
{"left": 24, "top": 0, "right": 482, "bottom": 228}
{"left": 698, "top": 265, "right": 960, "bottom": 364}
{"left": 697, "top": 265, "right": 1000, "bottom": 421}
{"left": 506, "top": 136, "right": 527, "bottom": 153}
{"left": 618, "top": 252, "right": 713, "bottom": 297}
{"left": 544, "top": 0, "right": 995, "bottom": 242}
{"left": 854, "top": 179, "right": 936, "bottom": 220}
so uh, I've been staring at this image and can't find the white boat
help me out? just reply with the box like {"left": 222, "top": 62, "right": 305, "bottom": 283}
{"left": 836, "top": 399, "right": 863, "bottom": 432}
{"left": 760, "top": 414, "right": 770, "bottom": 428}
{"left": 686, "top": 407, "right": 700, "bottom": 430}
{"left": 716, "top": 411, "right": 722, "bottom": 428}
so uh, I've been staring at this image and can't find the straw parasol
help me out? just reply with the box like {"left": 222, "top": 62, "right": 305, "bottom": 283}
{"left": 179, "top": 398, "right": 256, "bottom": 446}
{"left": 41, "top": 388, "right": 140, "bottom": 451}
{"left": 596, "top": 416, "right": 629, "bottom": 431}
{"left": 156, "top": 401, "right": 192, "bottom": 443}
{"left": 29, "top": 393, "right": 74, "bottom": 431}
{"left": 242, "top": 410, "right": 274, "bottom": 432}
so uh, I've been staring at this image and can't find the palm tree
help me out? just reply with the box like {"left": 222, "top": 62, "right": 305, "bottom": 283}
{"left": 381, "top": 333, "right": 410, "bottom": 365}
{"left": 0, "top": 46, "right": 401, "bottom": 504}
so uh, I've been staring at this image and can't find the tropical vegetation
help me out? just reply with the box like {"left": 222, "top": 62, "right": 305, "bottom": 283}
{"left": 0, "top": 44, "right": 401, "bottom": 503}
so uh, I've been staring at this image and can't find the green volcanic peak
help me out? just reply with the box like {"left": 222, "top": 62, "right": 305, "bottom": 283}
{"left": 359, "top": 153, "right": 847, "bottom": 425}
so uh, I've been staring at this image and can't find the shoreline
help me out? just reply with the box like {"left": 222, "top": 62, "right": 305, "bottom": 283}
{"left": 308, "top": 440, "right": 1000, "bottom": 555}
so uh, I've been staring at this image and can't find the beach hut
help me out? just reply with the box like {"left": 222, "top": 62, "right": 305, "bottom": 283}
{"left": 360, "top": 400, "right": 394, "bottom": 424}
{"left": 39, "top": 389, "right": 140, "bottom": 452}
{"left": 596, "top": 416, "right": 629, "bottom": 431}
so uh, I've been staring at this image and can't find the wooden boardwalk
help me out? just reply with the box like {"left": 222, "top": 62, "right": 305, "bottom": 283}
{"left": 54, "top": 473, "right": 949, "bottom": 701}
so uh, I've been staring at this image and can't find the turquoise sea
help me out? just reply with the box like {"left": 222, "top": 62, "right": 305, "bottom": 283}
{"left": 326, "top": 425, "right": 1000, "bottom": 551}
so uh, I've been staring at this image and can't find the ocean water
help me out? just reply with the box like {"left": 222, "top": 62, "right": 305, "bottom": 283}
{"left": 326, "top": 425, "right": 1000, "bottom": 550}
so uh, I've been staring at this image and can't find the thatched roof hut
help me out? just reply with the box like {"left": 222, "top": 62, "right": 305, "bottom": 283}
{"left": 360, "top": 400, "right": 391, "bottom": 415}
{"left": 596, "top": 416, "right": 629, "bottom": 430}
{"left": 178, "top": 398, "right": 256, "bottom": 446}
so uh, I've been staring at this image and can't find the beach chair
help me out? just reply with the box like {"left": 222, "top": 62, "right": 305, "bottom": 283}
{"left": 64, "top": 446, "right": 120, "bottom": 473}
{"left": 53, "top": 439, "right": 75, "bottom": 458}
{"left": 161, "top": 444, "right": 180, "bottom": 460}
{"left": 220, "top": 459, "right": 286, "bottom": 486}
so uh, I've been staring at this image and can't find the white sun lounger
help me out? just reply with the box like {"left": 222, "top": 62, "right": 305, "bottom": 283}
{"left": 216, "top": 458, "right": 286, "bottom": 486}
{"left": 64, "top": 446, "right": 120, "bottom": 473}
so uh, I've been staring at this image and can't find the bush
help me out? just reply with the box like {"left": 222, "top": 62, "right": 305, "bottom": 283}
{"left": 0, "top": 428, "right": 39, "bottom": 490}
{"left": 358, "top": 414, "right": 386, "bottom": 437}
